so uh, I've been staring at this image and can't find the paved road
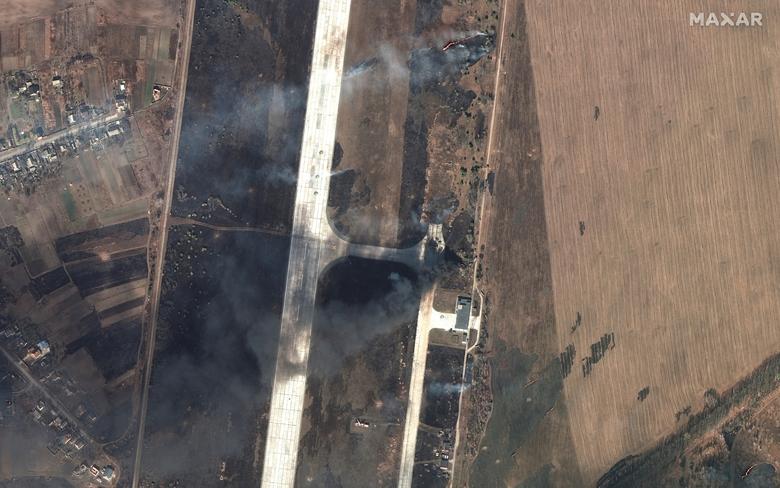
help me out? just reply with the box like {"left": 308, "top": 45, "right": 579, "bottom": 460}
{"left": 0, "top": 110, "right": 124, "bottom": 163}
{"left": 322, "top": 237, "right": 427, "bottom": 272}
{"left": 397, "top": 287, "right": 435, "bottom": 487}
{"left": 130, "top": 0, "right": 197, "bottom": 486}
{"left": 260, "top": 1, "right": 352, "bottom": 486}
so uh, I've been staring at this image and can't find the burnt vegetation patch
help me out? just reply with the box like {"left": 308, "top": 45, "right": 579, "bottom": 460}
{"left": 67, "top": 317, "right": 141, "bottom": 382}
{"left": 327, "top": 168, "right": 372, "bottom": 233}
{"left": 172, "top": 0, "right": 319, "bottom": 230}
{"left": 141, "top": 226, "right": 289, "bottom": 485}
{"left": 397, "top": 18, "right": 493, "bottom": 247}
{"left": 28, "top": 266, "right": 70, "bottom": 299}
{"left": 0, "top": 226, "right": 24, "bottom": 267}
{"left": 65, "top": 251, "right": 148, "bottom": 297}
{"left": 54, "top": 218, "right": 148, "bottom": 262}
{"left": 421, "top": 345, "right": 465, "bottom": 430}
{"left": 296, "top": 257, "right": 420, "bottom": 487}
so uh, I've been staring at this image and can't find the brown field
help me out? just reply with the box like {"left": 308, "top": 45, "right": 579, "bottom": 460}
{"left": 522, "top": 0, "right": 780, "bottom": 484}
{"left": 457, "top": 1, "right": 578, "bottom": 486}
{"left": 0, "top": 0, "right": 179, "bottom": 29}
{"left": 85, "top": 277, "right": 146, "bottom": 311}
{"left": 328, "top": 0, "right": 417, "bottom": 246}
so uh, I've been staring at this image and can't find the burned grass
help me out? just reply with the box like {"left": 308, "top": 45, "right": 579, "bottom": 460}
{"left": 420, "top": 345, "right": 464, "bottom": 430}
{"left": 296, "top": 257, "right": 419, "bottom": 487}
{"left": 65, "top": 317, "right": 141, "bottom": 383}
{"left": 140, "top": 226, "right": 288, "bottom": 486}
{"left": 65, "top": 251, "right": 147, "bottom": 297}
{"left": 171, "top": 0, "right": 318, "bottom": 231}
{"left": 54, "top": 218, "right": 149, "bottom": 263}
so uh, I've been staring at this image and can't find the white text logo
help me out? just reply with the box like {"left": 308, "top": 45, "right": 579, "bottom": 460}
{"left": 689, "top": 12, "right": 763, "bottom": 27}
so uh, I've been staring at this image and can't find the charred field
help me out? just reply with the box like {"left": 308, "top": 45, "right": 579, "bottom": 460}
{"left": 411, "top": 345, "right": 465, "bottom": 488}
{"left": 171, "top": 0, "right": 318, "bottom": 231}
{"left": 139, "top": 0, "right": 319, "bottom": 481}
{"left": 295, "top": 257, "right": 420, "bottom": 488}
{"left": 139, "top": 226, "right": 289, "bottom": 486}
{"left": 420, "top": 345, "right": 464, "bottom": 431}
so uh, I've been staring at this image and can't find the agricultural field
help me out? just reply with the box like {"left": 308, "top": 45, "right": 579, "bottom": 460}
{"left": 1, "top": 219, "right": 150, "bottom": 441}
{"left": 459, "top": 0, "right": 780, "bottom": 487}
{"left": 0, "top": 0, "right": 180, "bottom": 30}
{"left": 0, "top": 0, "right": 184, "bottom": 485}
{"left": 528, "top": 0, "right": 780, "bottom": 483}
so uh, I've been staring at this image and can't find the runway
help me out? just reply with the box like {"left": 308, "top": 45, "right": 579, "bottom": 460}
{"left": 397, "top": 287, "right": 435, "bottom": 488}
{"left": 260, "top": 0, "right": 352, "bottom": 486}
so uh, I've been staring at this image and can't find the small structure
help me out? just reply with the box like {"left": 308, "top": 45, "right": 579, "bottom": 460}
{"left": 101, "top": 465, "right": 115, "bottom": 481}
{"left": 24, "top": 340, "right": 51, "bottom": 364}
{"left": 115, "top": 93, "right": 127, "bottom": 111}
{"left": 349, "top": 417, "right": 371, "bottom": 434}
{"left": 26, "top": 83, "right": 40, "bottom": 97}
{"left": 427, "top": 224, "right": 445, "bottom": 252}
{"left": 49, "top": 416, "right": 66, "bottom": 430}
{"left": 454, "top": 296, "right": 472, "bottom": 331}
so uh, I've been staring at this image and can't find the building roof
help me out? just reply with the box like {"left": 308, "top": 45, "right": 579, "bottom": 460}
{"left": 454, "top": 296, "right": 471, "bottom": 330}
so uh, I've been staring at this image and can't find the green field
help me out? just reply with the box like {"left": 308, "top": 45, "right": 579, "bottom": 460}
{"left": 62, "top": 189, "right": 77, "bottom": 221}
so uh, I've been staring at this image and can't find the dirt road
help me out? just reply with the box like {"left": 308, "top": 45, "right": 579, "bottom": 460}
{"left": 130, "top": 0, "right": 196, "bottom": 485}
